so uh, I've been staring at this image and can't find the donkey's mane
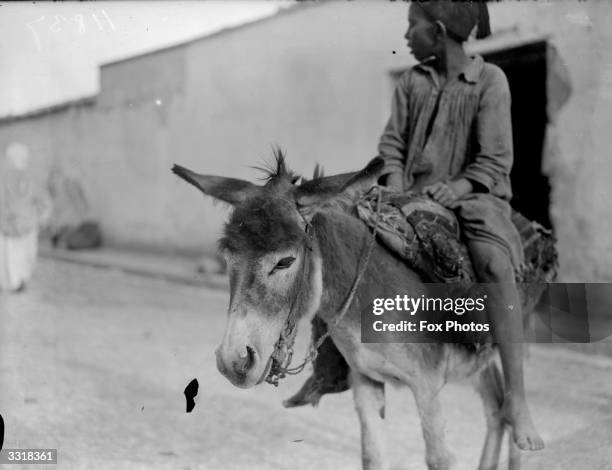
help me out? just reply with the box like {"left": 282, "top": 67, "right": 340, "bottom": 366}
{"left": 252, "top": 148, "right": 301, "bottom": 186}
{"left": 219, "top": 194, "right": 306, "bottom": 255}
{"left": 219, "top": 149, "right": 363, "bottom": 255}
{"left": 219, "top": 149, "right": 306, "bottom": 254}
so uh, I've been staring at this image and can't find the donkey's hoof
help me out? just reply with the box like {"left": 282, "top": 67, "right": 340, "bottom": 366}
{"left": 283, "top": 376, "right": 322, "bottom": 408}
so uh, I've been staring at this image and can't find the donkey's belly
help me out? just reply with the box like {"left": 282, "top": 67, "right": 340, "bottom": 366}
{"left": 330, "top": 327, "right": 494, "bottom": 386}
{"left": 329, "top": 330, "right": 426, "bottom": 385}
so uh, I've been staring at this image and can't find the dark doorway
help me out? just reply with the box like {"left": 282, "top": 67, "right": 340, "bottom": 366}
{"left": 484, "top": 42, "right": 552, "bottom": 229}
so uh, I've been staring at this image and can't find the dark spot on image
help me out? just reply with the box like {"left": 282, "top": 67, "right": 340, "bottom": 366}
{"left": 184, "top": 378, "right": 199, "bottom": 413}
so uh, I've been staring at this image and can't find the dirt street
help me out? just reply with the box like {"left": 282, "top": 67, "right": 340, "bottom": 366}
{"left": 0, "top": 260, "right": 611, "bottom": 469}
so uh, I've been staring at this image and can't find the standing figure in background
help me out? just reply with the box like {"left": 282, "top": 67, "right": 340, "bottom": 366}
{"left": 0, "top": 143, "right": 44, "bottom": 292}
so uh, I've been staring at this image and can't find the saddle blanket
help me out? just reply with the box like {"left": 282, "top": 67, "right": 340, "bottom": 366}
{"left": 355, "top": 190, "right": 558, "bottom": 285}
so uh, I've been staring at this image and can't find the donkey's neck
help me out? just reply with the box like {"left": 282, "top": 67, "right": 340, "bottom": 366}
{"left": 311, "top": 207, "right": 425, "bottom": 327}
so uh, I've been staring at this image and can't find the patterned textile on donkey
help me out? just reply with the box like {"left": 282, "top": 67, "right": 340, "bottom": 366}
{"left": 355, "top": 190, "right": 557, "bottom": 284}
{"left": 283, "top": 190, "right": 558, "bottom": 408}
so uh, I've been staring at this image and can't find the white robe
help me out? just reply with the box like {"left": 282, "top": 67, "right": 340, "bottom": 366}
{"left": 0, "top": 229, "right": 38, "bottom": 291}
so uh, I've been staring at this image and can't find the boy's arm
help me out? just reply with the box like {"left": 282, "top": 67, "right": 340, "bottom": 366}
{"left": 447, "top": 178, "right": 473, "bottom": 197}
{"left": 459, "top": 66, "right": 513, "bottom": 193}
{"left": 378, "top": 72, "right": 411, "bottom": 191}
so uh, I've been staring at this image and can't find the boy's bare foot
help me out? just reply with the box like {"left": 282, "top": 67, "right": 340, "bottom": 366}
{"left": 502, "top": 396, "right": 545, "bottom": 451}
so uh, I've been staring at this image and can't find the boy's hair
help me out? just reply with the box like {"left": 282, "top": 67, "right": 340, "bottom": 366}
{"left": 414, "top": 1, "right": 491, "bottom": 42}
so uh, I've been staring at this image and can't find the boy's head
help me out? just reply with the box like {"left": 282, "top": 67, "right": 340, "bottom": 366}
{"left": 406, "top": 1, "right": 489, "bottom": 61}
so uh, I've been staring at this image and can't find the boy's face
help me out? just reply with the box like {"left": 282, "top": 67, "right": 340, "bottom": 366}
{"left": 405, "top": 5, "right": 438, "bottom": 62}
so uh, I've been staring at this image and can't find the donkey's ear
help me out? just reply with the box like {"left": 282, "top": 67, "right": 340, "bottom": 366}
{"left": 338, "top": 157, "right": 385, "bottom": 198}
{"left": 172, "top": 164, "right": 260, "bottom": 205}
{"left": 295, "top": 157, "right": 385, "bottom": 218}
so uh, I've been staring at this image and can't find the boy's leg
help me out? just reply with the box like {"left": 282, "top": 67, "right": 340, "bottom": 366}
{"left": 469, "top": 240, "right": 544, "bottom": 451}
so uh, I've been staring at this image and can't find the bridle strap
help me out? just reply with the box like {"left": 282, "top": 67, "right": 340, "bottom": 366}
{"left": 263, "top": 218, "right": 313, "bottom": 386}
{"left": 264, "top": 186, "right": 383, "bottom": 385}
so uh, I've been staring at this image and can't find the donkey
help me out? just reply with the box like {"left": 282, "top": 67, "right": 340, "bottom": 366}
{"left": 173, "top": 153, "right": 530, "bottom": 470}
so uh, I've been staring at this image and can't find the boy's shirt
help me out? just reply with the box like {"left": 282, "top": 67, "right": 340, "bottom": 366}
{"left": 379, "top": 55, "right": 514, "bottom": 200}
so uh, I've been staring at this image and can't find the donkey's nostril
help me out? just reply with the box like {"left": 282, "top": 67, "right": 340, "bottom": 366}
{"left": 244, "top": 345, "right": 256, "bottom": 370}
{"left": 234, "top": 345, "right": 257, "bottom": 375}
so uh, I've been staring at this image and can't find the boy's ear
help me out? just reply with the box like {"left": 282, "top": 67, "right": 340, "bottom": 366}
{"left": 434, "top": 20, "right": 448, "bottom": 39}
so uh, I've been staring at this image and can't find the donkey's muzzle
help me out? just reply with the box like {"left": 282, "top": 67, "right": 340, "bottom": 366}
{"left": 215, "top": 345, "right": 260, "bottom": 388}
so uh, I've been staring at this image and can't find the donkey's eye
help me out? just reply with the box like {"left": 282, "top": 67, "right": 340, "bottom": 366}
{"left": 269, "top": 256, "right": 296, "bottom": 275}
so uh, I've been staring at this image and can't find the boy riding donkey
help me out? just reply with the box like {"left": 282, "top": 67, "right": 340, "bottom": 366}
{"left": 286, "top": 1, "right": 544, "bottom": 451}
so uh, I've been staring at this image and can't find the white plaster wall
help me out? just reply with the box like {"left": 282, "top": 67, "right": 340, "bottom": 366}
{"left": 0, "top": 45, "right": 190, "bottom": 252}
{"left": 489, "top": 0, "right": 612, "bottom": 280}
{"left": 171, "top": 2, "right": 414, "bottom": 252}
{"left": 0, "top": 3, "right": 412, "bottom": 254}
{"left": 1, "top": 1, "right": 611, "bottom": 282}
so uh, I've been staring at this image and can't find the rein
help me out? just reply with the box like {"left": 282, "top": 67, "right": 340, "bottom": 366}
{"left": 264, "top": 186, "right": 383, "bottom": 386}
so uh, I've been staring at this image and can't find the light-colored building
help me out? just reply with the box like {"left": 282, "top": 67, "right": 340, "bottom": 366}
{"left": 1, "top": 1, "right": 610, "bottom": 281}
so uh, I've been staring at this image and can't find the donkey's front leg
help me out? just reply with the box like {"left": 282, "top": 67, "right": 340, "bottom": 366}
{"left": 412, "top": 381, "right": 454, "bottom": 470}
{"left": 351, "top": 370, "right": 388, "bottom": 470}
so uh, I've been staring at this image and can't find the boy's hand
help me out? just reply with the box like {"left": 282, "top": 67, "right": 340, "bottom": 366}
{"left": 422, "top": 182, "right": 458, "bottom": 208}
{"left": 422, "top": 179, "right": 472, "bottom": 208}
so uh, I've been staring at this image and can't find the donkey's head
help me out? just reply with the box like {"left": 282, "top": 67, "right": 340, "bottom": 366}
{"left": 173, "top": 151, "right": 383, "bottom": 388}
